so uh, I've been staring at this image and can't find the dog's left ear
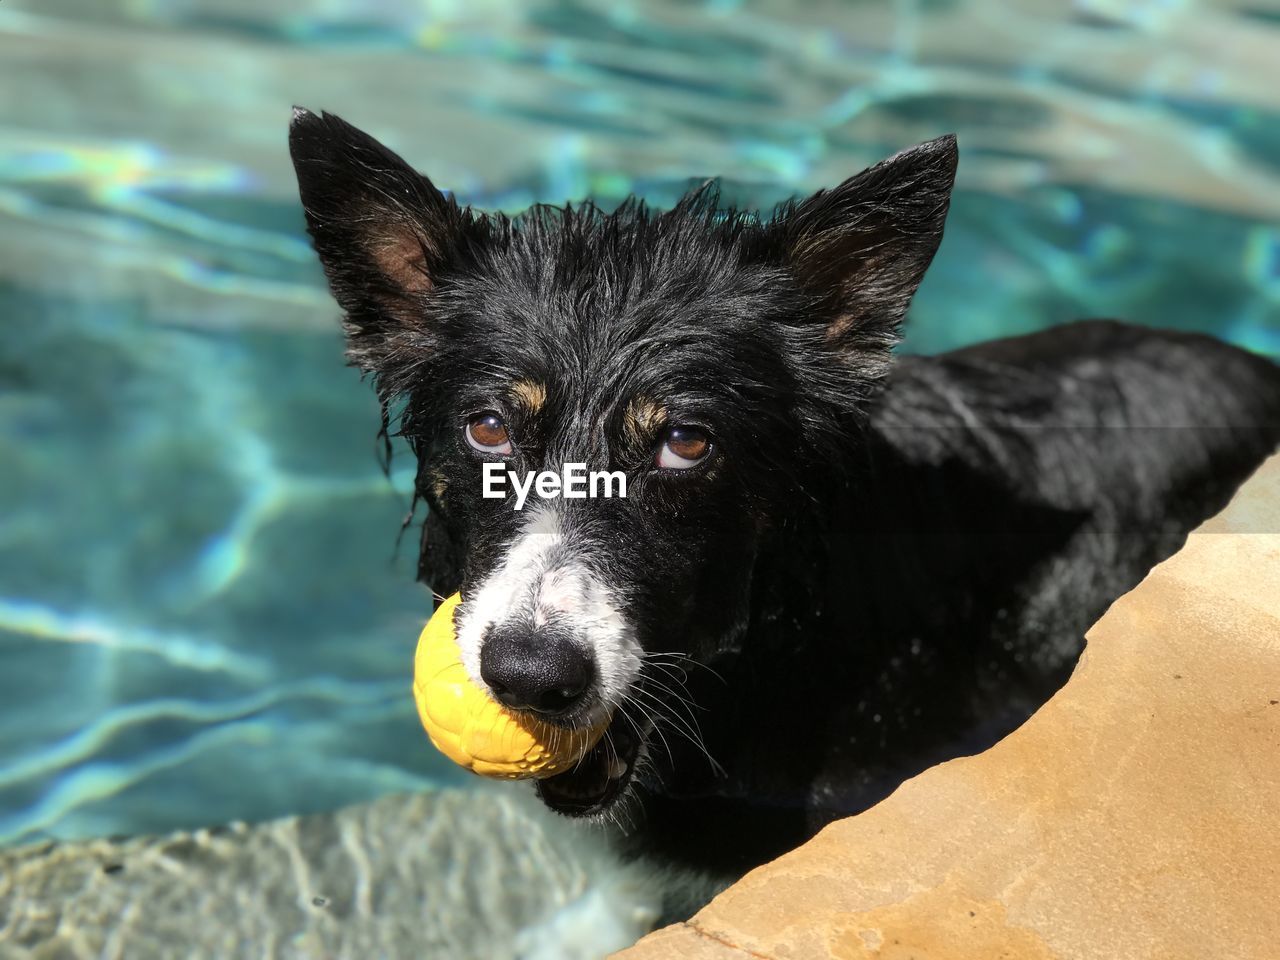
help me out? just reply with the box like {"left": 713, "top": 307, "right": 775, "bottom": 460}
{"left": 775, "top": 135, "right": 957, "bottom": 359}
{"left": 289, "top": 107, "right": 471, "bottom": 375}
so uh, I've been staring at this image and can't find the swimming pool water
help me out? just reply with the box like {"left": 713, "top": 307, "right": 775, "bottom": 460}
{"left": 1, "top": 0, "right": 1278, "bottom": 845}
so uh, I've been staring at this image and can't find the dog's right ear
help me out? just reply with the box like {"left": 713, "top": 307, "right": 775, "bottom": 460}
{"left": 288, "top": 107, "right": 467, "bottom": 374}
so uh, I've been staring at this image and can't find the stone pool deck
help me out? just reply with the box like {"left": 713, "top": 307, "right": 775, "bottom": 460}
{"left": 615, "top": 454, "right": 1280, "bottom": 959}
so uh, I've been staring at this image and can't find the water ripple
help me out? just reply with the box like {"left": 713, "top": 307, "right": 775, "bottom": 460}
{"left": 0, "top": 676, "right": 405, "bottom": 789}
{"left": 0, "top": 599, "right": 270, "bottom": 681}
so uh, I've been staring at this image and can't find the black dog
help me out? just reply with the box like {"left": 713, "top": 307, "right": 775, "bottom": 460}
{"left": 289, "top": 109, "right": 1280, "bottom": 883}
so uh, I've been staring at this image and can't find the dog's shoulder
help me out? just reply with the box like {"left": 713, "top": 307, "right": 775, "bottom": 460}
{"left": 869, "top": 320, "right": 1280, "bottom": 520}
{"left": 881, "top": 319, "right": 1280, "bottom": 429}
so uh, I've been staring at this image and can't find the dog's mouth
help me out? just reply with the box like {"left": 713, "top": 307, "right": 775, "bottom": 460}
{"left": 535, "top": 713, "right": 645, "bottom": 816}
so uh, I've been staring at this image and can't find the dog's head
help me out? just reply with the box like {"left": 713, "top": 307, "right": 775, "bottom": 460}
{"left": 289, "top": 108, "right": 956, "bottom": 815}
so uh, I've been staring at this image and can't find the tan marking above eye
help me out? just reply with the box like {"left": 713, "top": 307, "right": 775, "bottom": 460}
{"left": 624, "top": 395, "right": 667, "bottom": 447}
{"left": 510, "top": 379, "right": 547, "bottom": 414}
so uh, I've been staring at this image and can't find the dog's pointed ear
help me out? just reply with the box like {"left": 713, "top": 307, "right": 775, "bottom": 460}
{"left": 288, "top": 107, "right": 467, "bottom": 373}
{"left": 775, "top": 135, "right": 957, "bottom": 360}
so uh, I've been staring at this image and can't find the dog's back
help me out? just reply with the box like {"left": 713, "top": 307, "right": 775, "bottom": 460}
{"left": 869, "top": 320, "right": 1280, "bottom": 695}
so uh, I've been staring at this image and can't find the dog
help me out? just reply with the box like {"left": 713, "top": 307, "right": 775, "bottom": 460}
{"left": 288, "top": 108, "right": 1280, "bottom": 885}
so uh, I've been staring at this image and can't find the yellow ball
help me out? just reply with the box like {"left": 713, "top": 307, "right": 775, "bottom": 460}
{"left": 412, "top": 593, "right": 609, "bottom": 780}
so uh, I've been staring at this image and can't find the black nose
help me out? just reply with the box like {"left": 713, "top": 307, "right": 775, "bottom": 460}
{"left": 479, "top": 625, "right": 594, "bottom": 716}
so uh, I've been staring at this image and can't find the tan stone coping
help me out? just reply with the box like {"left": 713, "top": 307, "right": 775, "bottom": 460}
{"left": 615, "top": 455, "right": 1280, "bottom": 960}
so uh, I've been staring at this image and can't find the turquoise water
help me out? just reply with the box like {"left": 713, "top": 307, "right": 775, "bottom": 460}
{"left": 1, "top": 0, "right": 1279, "bottom": 846}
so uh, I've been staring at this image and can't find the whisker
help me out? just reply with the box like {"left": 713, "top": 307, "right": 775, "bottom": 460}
{"left": 641, "top": 650, "right": 728, "bottom": 686}
{"left": 620, "top": 691, "right": 674, "bottom": 768}
{"left": 641, "top": 658, "right": 690, "bottom": 687}
{"left": 640, "top": 674, "right": 709, "bottom": 715}
{"left": 630, "top": 679, "right": 725, "bottom": 777}
{"left": 631, "top": 685, "right": 702, "bottom": 745}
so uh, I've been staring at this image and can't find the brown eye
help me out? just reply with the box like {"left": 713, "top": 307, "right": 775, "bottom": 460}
{"left": 466, "top": 412, "right": 512, "bottom": 454}
{"left": 656, "top": 426, "right": 711, "bottom": 470}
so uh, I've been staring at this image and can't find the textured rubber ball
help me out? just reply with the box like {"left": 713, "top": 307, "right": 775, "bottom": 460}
{"left": 412, "top": 593, "right": 610, "bottom": 779}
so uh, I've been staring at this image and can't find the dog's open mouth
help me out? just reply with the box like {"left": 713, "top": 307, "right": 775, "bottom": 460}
{"left": 536, "top": 715, "right": 644, "bottom": 816}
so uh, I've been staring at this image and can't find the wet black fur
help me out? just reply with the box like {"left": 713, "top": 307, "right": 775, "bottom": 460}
{"left": 289, "top": 109, "right": 1280, "bottom": 887}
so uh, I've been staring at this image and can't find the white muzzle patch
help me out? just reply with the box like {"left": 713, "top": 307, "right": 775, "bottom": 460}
{"left": 454, "top": 504, "right": 641, "bottom": 720}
